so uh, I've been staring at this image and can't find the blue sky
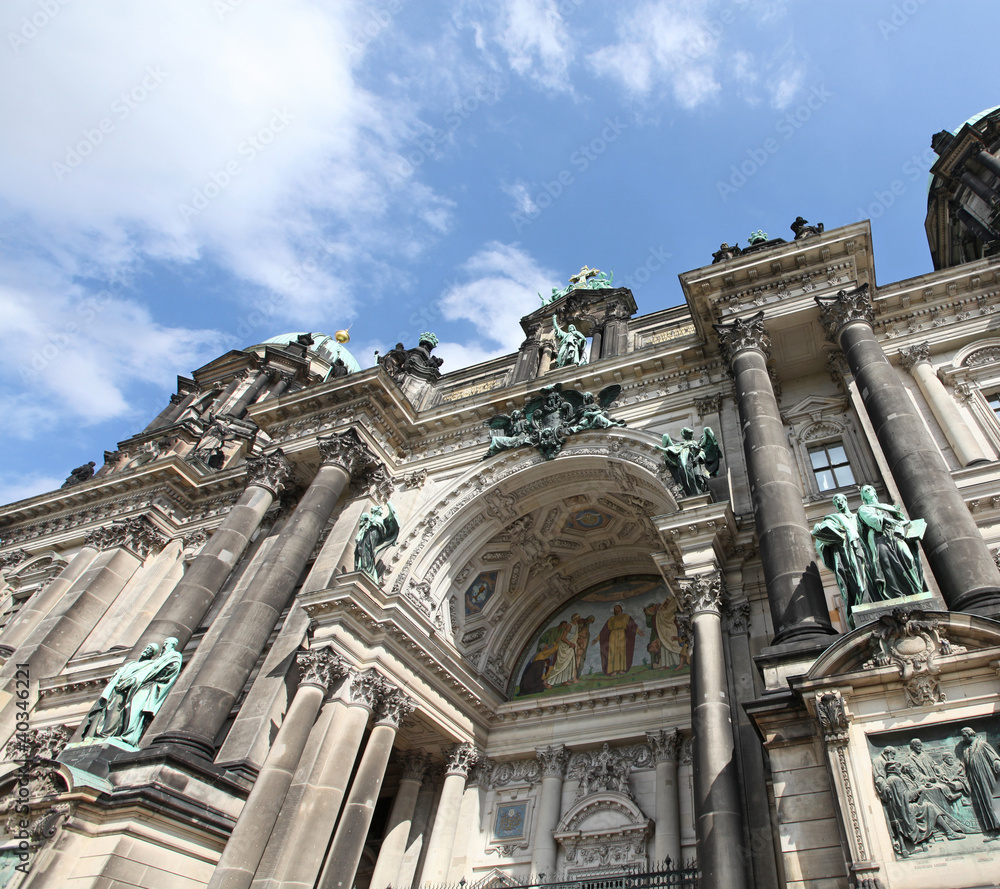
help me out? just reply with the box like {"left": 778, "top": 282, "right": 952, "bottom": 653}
{"left": 0, "top": 0, "right": 996, "bottom": 505}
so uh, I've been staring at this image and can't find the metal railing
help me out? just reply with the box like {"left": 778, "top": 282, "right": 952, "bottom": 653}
{"left": 412, "top": 861, "right": 699, "bottom": 889}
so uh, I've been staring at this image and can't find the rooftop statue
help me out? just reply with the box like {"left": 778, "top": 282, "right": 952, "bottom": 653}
{"left": 538, "top": 266, "right": 614, "bottom": 305}
{"left": 711, "top": 242, "right": 742, "bottom": 264}
{"left": 747, "top": 229, "right": 768, "bottom": 246}
{"left": 552, "top": 314, "right": 588, "bottom": 367}
{"left": 655, "top": 427, "right": 720, "bottom": 497}
{"left": 375, "top": 332, "right": 444, "bottom": 382}
{"left": 81, "top": 638, "right": 182, "bottom": 748}
{"left": 483, "top": 383, "right": 625, "bottom": 461}
{"left": 62, "top": 461, "right": 96, "bottom": 488}
{"left": 857, "top": 485, "right": 926, "bottom": 600}
{"left": 791, "top": 216, "right": 825, "bottom": 239}
{"left": 813, "top": 493, "right": 877, "bottom": 613}
{"left": 354, "top": 501, "right": 399, "bottom": 583}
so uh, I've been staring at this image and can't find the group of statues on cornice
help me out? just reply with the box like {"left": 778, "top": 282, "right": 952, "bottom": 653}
{"left": 813, "top": 486, "right": 926, "bottom": 616}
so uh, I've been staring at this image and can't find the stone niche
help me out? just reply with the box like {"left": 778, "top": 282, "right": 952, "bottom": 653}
{"left": 793, "top": 610, "right": 1000, "bottom": 889}
{"left": 554, "top": 793, "right": 652, "bottom": 876}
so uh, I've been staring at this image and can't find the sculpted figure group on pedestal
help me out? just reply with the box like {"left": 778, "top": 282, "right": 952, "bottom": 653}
{"left": 812, "top": 485, "right": 926, "bottom": 615}
{"left": 655, "top": 427, "right": 720, "bottom": 498}
{"left": 353, "top": 501, "right": 399, "bottom": 583}
{"left": 81, "top": 638, "right": 182, "bottom": 748}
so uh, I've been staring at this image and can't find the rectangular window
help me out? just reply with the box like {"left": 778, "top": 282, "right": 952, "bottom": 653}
{"left": 988, "top": 392, "right": 1000, "bottom": 421}
{"left": 808, "top": 443, "right": 855, "bottom": 492}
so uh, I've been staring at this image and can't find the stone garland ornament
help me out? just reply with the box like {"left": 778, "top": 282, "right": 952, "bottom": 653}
{"left": 80, "top": 638, "right": 182, "bottom": 748}
{"left": 483, "top": 383, "right": 626, "bottom": 461}
{"left": 353, "top": 501, "right": 399, "bottom": 583}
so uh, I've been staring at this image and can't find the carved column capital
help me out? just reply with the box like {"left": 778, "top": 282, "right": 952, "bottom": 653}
{"left": 726, "top": 599, "right": 751, "bottom": 635}
{"left": 815, "top": 283, "right": 875, "bottom": 341}
{"left": 815, "top": 690, "right": 852, "bottom": 746}
{"left": 535, "top": 744, "right": 569, "bottom": 778}
{"left": 646, "top": 729, "right": 683, "bottom": 764}
{"left": 317, "top": 429, "right": 376, "bottom": 478}
{"left": 679, "top": 571, "right": 726, "bottom": 617}
{"left": 399, "top": 750, "right": 432, "bottom": 782}
{"left": 85, "top": 516, "right": 167, "bottom": 560}
{"left": 295, "top": 646, "right": 346, "bottom": 694}
{"left": 694, "top": 393, "right": 722, "bottom": 418}
{"left": 712, "top": 311, "right": 771, "bottom": 369}
{"left": 899, "top": 341, "right": 931, "bottom": 372}
{"left": 244, "top": 448, "right": 292, "bottom": 496}
{"left": 445, "top": 742, "right": 480, "bottom": 777}
{"left": 374, "top": 687, "right": 416, "bottom": 728}
{"left": 346, "top": 667, "right": 390, "bottom": 711}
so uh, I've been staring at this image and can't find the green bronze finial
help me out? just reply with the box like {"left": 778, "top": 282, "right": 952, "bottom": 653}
{"left": 747, "top": 230, "right": 768, "bottom": 245}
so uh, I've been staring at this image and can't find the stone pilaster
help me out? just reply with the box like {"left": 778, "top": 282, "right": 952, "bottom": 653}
{"left": 647, "top": 729, "right": 684, "bottom": 867}
{"left": 817, "top": 285, "right": 1000, "bottom": 614}
{"left": 714, "top": 311, "right": 836, "bottom": 644}
{"left": 530, "top": 744, "right": 569, "bottom": 878}
{"left": 898, "top": 341, "right": 990, "bottom": 467}
{"left": 317, "top": 685, "right": 415, "bottom": 889}
{"left": 681, "top": 572, "right": 749, "bottom": 889}
{"left": 207, "top": 648, "right": 345, "bottom": 889}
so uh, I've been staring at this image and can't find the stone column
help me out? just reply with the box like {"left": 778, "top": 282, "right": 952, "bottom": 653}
{"left": 513, "top": 329, "right": 542, "bottom": 384}
{"left": 143, "top": 390, "right": 195, "bottom": 433}
{"left": 208, "top": 648, "right": 345, "bottom": 889}
{"left": 977, "top": 149, "right": 1000, "bottom": 179}
{"left": 257, "top": 668, "right": 383, "bottom": 889}
{"left": 899, "top": 342, "right": 990, "bottom": 467}
{"left": 228, "top": 371, "right": 270, "bottom": 418}
{"left": 959, "top": 168, "right": 1000, "bottom": 208}
{"left": 0, "top": 545, "right": 97, "bottom": 654}
{"left": 266, "top": 369, "right": 295, "bottom": 399}
{"left": 530, "top": 744, "right": 568, "bottom": 879}
{"left": 421, "top": 744, "right": 480, "bottom": 885}
{"left": 538, "top": 342, "right": 554, "bottom": 375}
{"left": 682, "top": 572, "right": 748, "bottom": 889}
{"left": 647, "top": 729, "right": 683, "bottom": 867}
{"left": 369, "top": 752, "right": 431, "bottom": 889}
{"left": 130, "top": 450, "right": 291, "bottom": 657}
{"left": 317, "top": 685, "right": 415, "bottom": 889}
{"left": 151, "top": 429, "right": 376, "bottom": 758}
{"left": 589, "top": 328, "right": 603, "bottom": 363}
{"left": 396, "top": 768, "right": 440, "bottom": 889}
{"left": 817, "top": 286, "right": 1000, "bottom": 614}
{"left": 713, "top": 312, "right": 836, "bottom": 644}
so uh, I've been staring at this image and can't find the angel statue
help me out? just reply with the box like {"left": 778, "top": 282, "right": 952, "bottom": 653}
{"left": 552, "top": 314, "right": 588, "bottom": 367}
{"left": 656, "top": 426, "right": 721, "bottom": 497}
{"left": 354, "top": 501, "right": 400, "bottom": 582}
{"left": 483, "top": 409, "right": 530, "bottom": 458}
{"left": 570, "top": 389, "right": 627, "bottom": 432}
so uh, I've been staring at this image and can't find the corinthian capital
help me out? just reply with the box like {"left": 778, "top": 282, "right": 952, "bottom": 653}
{"left": 296, "top": 646, "right": 346, "bottom": 694}
{"left": 535, "top": 744, "right": 569, "bottom": 778}
{"left": 445, "top": 742, "right": 480, "bottom": 777}
{"left": 679, "top": 571, "right": 726, "bottom": 616}
{"left": 399, "top": 750, "right": 432, "bottom": 782}
{"left": 898, "top": 341, "right": 931, "bottom": 372}
{"left": 85, "top": 516, "right": 167, "bottom": 560}
{"left": 347, "top": 667, "right": 391, "bottom": 710}
{"left": 244, "top": 448, "right": 291, "bottom": 496}
{"left": 713, "top": 311, "right": 771, "bottom": 369}
{"left": 815, "top": 283, "right": 875, "bottom": 341}
{"left": 317, "top": 429, "right": 376, "bottom": 478}
{"left": 646, "top": 729, "right": 683, "bottom": 764}
{"left": 374, "top": 687, "right": 416, "bottom": 728}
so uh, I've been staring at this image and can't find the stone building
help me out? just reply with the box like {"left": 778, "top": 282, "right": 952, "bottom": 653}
{"left": 2, "top": 109, "right": 1000, "bottom": 889}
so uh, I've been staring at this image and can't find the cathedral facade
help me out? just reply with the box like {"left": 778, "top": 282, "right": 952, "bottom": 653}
{"left": 1, "top": 109, "right": 1000, "bottom": 889}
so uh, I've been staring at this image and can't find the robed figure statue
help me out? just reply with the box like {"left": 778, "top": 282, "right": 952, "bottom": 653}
{"left": 81, "top": 637, "right": 182, "bottom": 747}
{"left": 812, "top": 493, "right": 877, "bottom": 612}
{"left": 857, "top": 485, "right": 926, "bottom": 600}
{"left": 552, "top": 315, "right": 588, "bottom": 367}
{"left": 655, "top": 427, "right": 721, "bottom": 497}
{"left": 354, "top": 501, "right": 400, "bottom": 582}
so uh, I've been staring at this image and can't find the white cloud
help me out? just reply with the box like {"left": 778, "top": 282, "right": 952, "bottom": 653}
{"left": 0, "top": 472, "right": 66, "bottom": 507}
{"left": 470, "top": 0, "right": 576, "bottom": 93}
{"left": 437, "top": 242, "right": 561, "bottom": 367}
{"left": 501, "top": 181, "right": 539, "bottom": 216}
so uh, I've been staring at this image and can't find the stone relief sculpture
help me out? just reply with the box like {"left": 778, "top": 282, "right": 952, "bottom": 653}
{"left": 353, "top": 501, "right": 399, "bottom": 582}
{"left": 81, "top": 638, "right": 182, "bottom": 748}
{"left": 483, "top": 383, "right": 625, "bottom": 461}
{"left": 654, "top": 427, "right": 720, "bottom": 497}
{"left": 552, "top": 314, "right": 588, "bottom": 367}
{"left": 857, "top": 485, "right": 926, "bottom": 599}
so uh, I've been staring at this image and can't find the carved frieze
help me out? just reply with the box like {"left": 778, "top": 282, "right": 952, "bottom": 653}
{"left": 2, "top": 725, "right": 71, "bottom": 763}
{"left": 0, "top": 549, "right": 29, "bottom": 572}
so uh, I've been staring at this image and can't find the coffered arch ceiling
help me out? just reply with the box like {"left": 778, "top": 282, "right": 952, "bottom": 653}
{"left": 387, "top": 439, "right": 679, "bottom": 693}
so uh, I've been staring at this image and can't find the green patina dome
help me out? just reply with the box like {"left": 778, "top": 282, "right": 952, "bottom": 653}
{"left": 257, "top": 332, "right": 362, "bottom": 375}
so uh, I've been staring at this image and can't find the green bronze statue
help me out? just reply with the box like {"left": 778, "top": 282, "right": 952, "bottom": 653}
{"left": 812, "top": 493, "right": 876, "bottom": 611}
{"left": 857, "top": 485, "right": 926, "bottom": 599}
{"left": 552, "top": 315, "right": 588, "bottom": 367}
{"left": 655, "top": 427, "right": 720, "bottom": 497}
